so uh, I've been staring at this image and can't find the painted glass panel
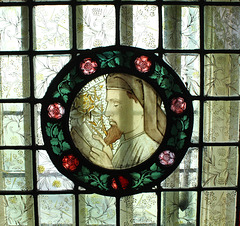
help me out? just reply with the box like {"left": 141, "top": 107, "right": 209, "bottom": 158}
{"left": 79, "top": 194, "right": 116, "bottom": 225}
{"left": 120, "top": 5, "right": 159, "bottom": 49}
{"left": 191, "top": 100, "right": 200, "bottom": 143}
{"left": 120, "top": 192, "right": 157, "bottom": 225}
{"left": 205, "top": 6, "right": 240, "bottom": 49}
{"left": 76, "top": 5, "right": 116, "bottom": 49}
{"left": 35, "top": 104, "right": 43, "bottom": 145}
{"left": 34, "top": 5, "right": 71, "bottom": 51}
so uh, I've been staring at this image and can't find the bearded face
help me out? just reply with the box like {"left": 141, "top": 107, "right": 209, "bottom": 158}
{"left": 104, "top": 125, "right": 122, "bottom": 145}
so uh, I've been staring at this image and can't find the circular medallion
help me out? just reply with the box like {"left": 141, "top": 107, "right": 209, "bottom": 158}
{"left": 41, "top": 46, "right": 193, "bottom": 196}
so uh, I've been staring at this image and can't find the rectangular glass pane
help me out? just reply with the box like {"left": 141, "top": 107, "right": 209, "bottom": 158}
{"left": 203, "top": 101, "right": 239, "bottom": 142}
{"left": 0, "top": 103, "right": 31, "bottom": 146}
{"left": 164, "top": 53, "right": 200, "bottom": 95}
{"left": 0, "top": 7, "right": 29, "bottom": 50}
{"left": 76, "top": 5, "right": 116, "bottom": 49}
{"left": 161, "top": 191, "right": 197, "bottom": 225}
{"left": 0, "top": 195, "right": 34, "bottom": 225}
{"left": 37, "top": 150, "right": 74, "bottom": 190}
{"left": 34, "top": 55, "right": 71, "bottom": 98}
{"left": 204, "top": 54, "right": 240, "bottom": 96}
{"left": 38, "top": 194, "right": 75, "bottom": 225}
{"left": 79, "top": 194, "right": 116, "bottom": 225}
{"left": 201, "top": 190, "right": 237, "bottom": 225}
{"left": 192, "top": 100, "right": 200, "bottom": 143}
{"left": 120, "top": 193, "right": 157, "bottom": 225}
{"left": 162, "top": 148, "right": 198, "bottom": 188}
{"left": 202, "top": 146, "right": 238, "bottom": 187}
{"left": 34, "top": 5, "right": 71, "bottom": 51}
{"left": 205, "top": 6, "right": 240, "bottom": 49}
{"left": 34, "top": 104, "right": 43, "bottom": 145}
{"left": 0, "top": 55, "right": 30, "bottom": 98}
{"left": 163, "top": 6, "right": 200, "bottom": 49}
{"left": 120, "top": 5, "right": 159, "bottom": 49}
{"left": 0, "top": 149, "right": 32, "bottom": 190}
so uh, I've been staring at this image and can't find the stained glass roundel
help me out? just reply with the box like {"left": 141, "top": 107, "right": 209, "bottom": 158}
{"left": 41, "top": 46, "right": 193, "bottom": 197}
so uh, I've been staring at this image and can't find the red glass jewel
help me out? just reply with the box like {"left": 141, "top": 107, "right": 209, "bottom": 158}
{"left": 111, "top": 178, "right": 118, "bottom": 190}
{"left": 134, "top": 55, "right": 152, "bottom": 73}
{"left": 47, "top": 103, "right": 65, "bottom": 119}
{"left": 111, "top": 176, "right": 129, "bottom": 190}
{"left": 80, "top": 58, "right": 98, "bottom": 75}
{"left": 159, "top": 150, "right": 175, "bottom": 166}
{"left": 170, "top": 97, "right": 187, "bottom": 114}
{"left": 62, "top": 154, "right": 79, "bottom": 171}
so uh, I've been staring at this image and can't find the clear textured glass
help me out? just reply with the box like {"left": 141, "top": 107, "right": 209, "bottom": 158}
{"left": 34, "top": 5, "right": 71, "bottom": 50}
{"left": 204, "top": 54, "right": 240, "bottom": 96}
{"left": 0, "top": 56, "right": 30, "bottom": 98}
{"left": 0, "top": 149, "right": 32, "bottom": 190}
{"left": 161, "top": 191, "right": 197, "bottom": 225}
{"left": 164, "top": 53, "right": 200, "bottom": 95}
{"left": 79, "top": 194, "right": 116, "bottom": 225}
{"left": 163, "top": 6, "right": 200, "bottom": 49}
{"left": 203, "top": 101, "right": 239, "bottom": 142}
{"left": 34, "top": 104, "right": 43, "bottom": 145}
{"left": 120, "top": 192, "right": 157, "bottom": 225}
{"left": 120, "top": 5, "right": 159, "bottom": 49}
{"left": 162, "top": 148, "right": 198, "bottom": 188}
{"left": 0, "top": 103, "right": 31, "bottom": 145}
{"left": 202, "top": 146, "right": 238, "bottom": 187}
{"left": 192, "top": 101, "right": 200, "bottom": 143}
{"left": 201, "top": 190, "right": 236, "bottom": 225}
{"left": 38, "top": 194, "right": 75, "bottom": 225}
{"left": 34, "top": 55, "right": 71, "bottom": 98}
{"left": 37, "top": 150, "right": 74, "bottom": 190}
{"left": 205, "top": 6, "right": 240, "bottom": 49}
{"left": 0, "top": 195, "right": 34, "bottom": 225}
{"left": 0, "top": 7, "right": 29, "bottom": 50}
{"left": 76, "top": 5, "right": 116, "bottom": 49}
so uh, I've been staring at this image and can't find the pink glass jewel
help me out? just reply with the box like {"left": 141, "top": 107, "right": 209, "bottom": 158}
{"left": 170, "top": 97, "right": 187, "bottom": 114}
{"left": 134, "top": 55, "right": 152, "bottom": 73}
{"left": 47, "top": 103, "right": 65, "bottom": 119}
{"left": 159, "top": 150, "right": 175, "bottom": 166}
{"left": 80, "top": 58, "right": 98, "bottom": 75}
{"left": 62, "top": 154, "right": 79, "bottom": 171}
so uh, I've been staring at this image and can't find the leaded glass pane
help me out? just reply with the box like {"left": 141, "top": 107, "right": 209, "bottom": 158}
{"left": 192, "top": 100, "right": 200, "bottom": 143}
{"left": 204, "top": 54, "right": 240, "bottom": 96}
{"left": 38, "top": 194, "right": 75, "bottom": 225}
{"left": 76, "top": 5, "right": 116, "bottom": 49}
{"left": 200, "top": 190, "right": 237, "bottom": 225}
{"left": 204, "top": 6, "right": 240, "bottom": 49}
{"left": 161, "top": 191, "right": 197, "bottom": 225}
{"left": 34, "top": 55, "right": 71, "bottom": 98}
{"left": 203, "top": 101, "right": 239, "bottom": 142}
{"left": 0, "top": 149, "right": 32, "bottom": 190}
{"left": 0, "top": 103, "right": 31, "bottom": 146}
{"left": 0, "top": 7, "right": 29, "bottom": 51}
{"left": 37, "top": 150, "right": 74, "bottom": 190}
{"left": 120, "top": 193, "right": 157, "bottom": 225}
{"left": 0, "top": 195, "right": 34, "bottom": 225}
{"left": 120, "top": 5, "right": 159, "bottom": 49}
{"left": 79, "top": 194, "right": 116, "bottom": 225}
{"left": 34, "top": 5, "right": 71, "bottom": 51}
{"left": 35, "top": 104, "right": 43, "bottom": 145}
{"left": 0, "top": 55, "right": 30, "bottom": 99}
{"left": 163, "top": 6, "right": 200, "bottom": 49}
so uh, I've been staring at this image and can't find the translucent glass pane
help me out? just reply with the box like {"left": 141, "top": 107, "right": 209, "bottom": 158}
{"left": 204, "top": 54, "right": 240, "bottom": 96}
{"left": 0, "top": 7, "right": 29, "bottom": 50}
{"left": 164, "top": 53, "right": 200, "bottom": 95}
{"left": 76, "top": 5, "right": 116, "bottom": 49}
{"left": 161, "top": 148, "right": 198, "bottom": 188}
{"left": 0, "top": 149, "right": 32, "bottom": 190}
{"left": 0, "top": 56, "right": 30, "bottom": 99}
{"left": 192, "top": 100, "right": 200, "bottom": 143}
{"left": 120, "top": 5, "right": 159, "bottom": 49}
{"left": 120, "top": 193, "right": 157, "bottom": 225}
{"left": 37, "top": 150, "right": 74, "bottom": 190}
{"left": 38, "top": 194, "right": 75, "bottom": 225}
{"left": 34, "top": 104, "right": 43, "bottom": 145}
{"left": 161, "top": 191, "right": 197, "bottom": 225}
{"left": 0, "top": 103, "right": 31, "bottom": 145}
{"left": 203, "top": 101, "right": 239, "bottom": 142}
{"left": 34, "top": 5, "right": 71, "bottom": 51}
{"left": 201, "top": 190, "right": 237, "bottom": 225}
{"left": 163, "top": 6, "right": 200, "bottom": 49}
{"left": 34, "top": 55, "right": 71, "bottom": 98}
{"left": 205, "top": 6, "right": 240, "bottom": 49}
{"left": 0, "top": 195, "right": 34, "bottom": 225}
{"left": 202, "top": 146, "right": 238, "bottom": 187}
{"left": 79, "top": 194, "right": 116, "bottom": 225}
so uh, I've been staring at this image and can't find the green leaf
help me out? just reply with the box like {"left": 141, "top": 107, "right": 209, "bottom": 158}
{"left": 176, "top": 120, "right": 183, "bottom": 131}
{"left": 52, "top": 146, "right": 61, "bottom": 155}
{"left": 161, "top": 67, "right": 168, "bottom": 76}
{"left": 173, "top": 84, "right": 182, "bottom": 93}
{"left": 131, "top": 173, "right": 141, "bottom": 180}
{"left": 81, "top": 166, "right": 90, "bottom": 175}
{"left": 171, "top": 124, "right": 178, "bottom": 136}
{"left": 150, "top": 163, "right": 158, "bottom": 171}
{"left": 167, "top": 137, "right": 176, "bottom": 146}
{"left": 143, "top": 178, "right": 152, "bottom": 184}
{"left": 50, "top": 138, "right": 59, "bottom": 146}
{"left": 101, "top": 61, "right": 107, "bottom": 68}
{"left": 104, "top": 51, "right": 114, "bottom": 58}
{"left": 63, "top": 95, "right": 68, "bottom": 103}
{"left": 46, "top": 127, "right": 51, "bottom": 137}
{"left": 108, "top": 59, "right": 115, "bottom": 68}
{"left": 62, "top": 141, "right": 70, "bottom": 151}
{"left": 100, "top": 174, "right": 109, "bottom": 183}
{"left": 61, "top": 87, "right": 71, "bottom": 94}
{"left": 155, "top": 64, "right": 161, "bottom": 72}
{"left": 151, "top": 172, "right": 162, "bottom": 180}
{"left": 79, "top": 175, "right": 89, "bottom": 183}
{"left": 179, "top": 132, "right": 187, "bottom": 140}
{"left": 53, "top": 126, "right": 59, "bottom": 136}
{"left": 97, "top": 53, "right": 107, "bottom": 61}
{"left": 58, "top": 130, "right": 64, "bottom": 141}
{"left": 90, "top": 181, "right": 98, "bottom": 186}
{"left": 177, "top": 139, "right": 185, "bottom": 149}
{"left": 184, "top": 119, "right": 190, "bottom": 130}
{"left": 53, "top": 91, "right": 60, "bottom": 98}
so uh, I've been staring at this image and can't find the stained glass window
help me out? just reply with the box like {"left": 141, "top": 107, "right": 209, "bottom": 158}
{"left": 0, "top": 0, "right": 239, "bottom": 226}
